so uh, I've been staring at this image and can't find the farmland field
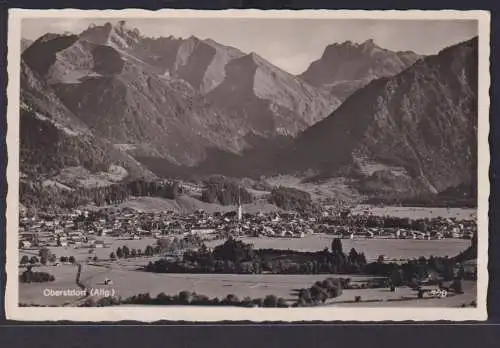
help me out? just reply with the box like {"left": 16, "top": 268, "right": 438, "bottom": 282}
{"left": 352, "top": 205, "right": 477, "bottom": 220}
{"left": 18, "top": 264, "right": 86, "bottom": 306}
{"left": 206, "top": 235, "right": 471, "bottom": 261}
{"left": 329, "top": 280, "right": 476, "bottom": 308}
{"left": 19, "top": 264, "right": 476, "bottom": 308}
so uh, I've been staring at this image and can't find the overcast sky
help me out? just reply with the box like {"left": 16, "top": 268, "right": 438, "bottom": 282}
{"left": 21, "top": 18, "right": 478, "bottom": 74}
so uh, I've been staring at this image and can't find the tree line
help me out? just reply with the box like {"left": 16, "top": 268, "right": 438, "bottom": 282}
{"left": 145, "top": 237, "right": 369, "bottom": 275}
{"left": 19, "top": 266, "right": 55, "bottom": 283}
{"left": 21, "top": 179, "right": 184, "bottom": 209}
{"left": 144, "top": 237, "right": 473, "bottom": 288}
{"left": 81, "top": 291, "right": 290, "bottom": 308}
{"left": 267, "top": 186, "right": 320, "bottom": 215}
{"left": 201, "top": 177, "right": 253, "bottom": 206}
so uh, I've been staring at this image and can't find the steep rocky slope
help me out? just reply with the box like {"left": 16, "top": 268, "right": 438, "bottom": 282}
{"left": 22, "top": 22, "right": 337, "bottom": 170}
{"left": 20, "top": 59, "right": 154, "bottom": 181}
{"left": 276, "top": 38, "right": 478, "bottom": 198}
{"left": 207, "top": 52, "right": 336, "bottom": 137}
{"left": 299, "top": 39, "right": 422, "bottom": 102}
{"left": 130, "top": 35, "right": 246, "bottom": 94}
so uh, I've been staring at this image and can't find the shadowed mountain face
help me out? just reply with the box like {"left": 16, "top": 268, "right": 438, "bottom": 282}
{"left": 21, "top": 21, "right": 338, "bottom": 171}
{"left": 275, "top": 38, "right": 478, "bottom": 198}
{"left": 20, "top": 22, "right": 477, "bottom": 201}
{"left": 20, "top": 60, "right": 154, "bottom": 180}
{"left": 299, "top": 39, "right": 422, "bottom": 102}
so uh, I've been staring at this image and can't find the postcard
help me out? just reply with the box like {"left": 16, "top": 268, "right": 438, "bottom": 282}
{"left": 5, "top": 9, "right": 490, "bottom": 321}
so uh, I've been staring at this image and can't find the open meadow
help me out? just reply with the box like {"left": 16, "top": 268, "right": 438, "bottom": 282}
{"left": 19, "top": 263, "right": 476, "bottom": 308}
{"left": 206, "top": 235, "right": 471, "bottom": 261}
{"left": 352, "top": 205, "right": 477, "bottom": 220}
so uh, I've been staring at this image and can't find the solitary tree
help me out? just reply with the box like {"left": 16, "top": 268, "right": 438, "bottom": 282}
{"left": 20, "top": 255, "right": 30, "bottom": 265}
{"left": 122, "top": 245, "right": 130, "bottom": 258}
{"left": 145, "top": 245, "right": 154, "bottom": 256}
{"left": 178, "top": 291, "right": 193, "bottom": 305}
{"left": 116, "top": 247, "right": 124, "bottom": 259}
{"left": 331, "top": 238, "right": 343, "bottom": 254}
{"left": 263, "top": 294, "right": 279, "bottom": 307}
{"left": 39, "top": 247, "right": 53, "bottom": 264}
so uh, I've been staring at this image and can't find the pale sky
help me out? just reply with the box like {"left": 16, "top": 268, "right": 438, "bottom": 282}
{"left": 21, "top": 18, "right": 478, "bottom": 74}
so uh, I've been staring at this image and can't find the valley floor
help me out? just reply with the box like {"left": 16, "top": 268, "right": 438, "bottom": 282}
{"left": 19, "top": 262, "right": 476, "bottom": 308}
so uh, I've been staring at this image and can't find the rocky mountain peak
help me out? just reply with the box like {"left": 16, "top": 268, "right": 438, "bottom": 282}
{"left": 277, "top": 37, "right": 478, "bottom": 198}
{"left": 79, "top": 21, "right": 141, "bottom": 49}
{"left": 300, "top": 39, "right": 422, "bottom": 102}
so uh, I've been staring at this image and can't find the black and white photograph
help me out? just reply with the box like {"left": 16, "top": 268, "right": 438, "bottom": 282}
{"left": 5, "top": 9, "right": 490, "bottom": 321}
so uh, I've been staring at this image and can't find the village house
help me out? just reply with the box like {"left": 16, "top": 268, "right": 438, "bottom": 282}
{"left": 20, "top": 240, "right": 32, "bottom": 248}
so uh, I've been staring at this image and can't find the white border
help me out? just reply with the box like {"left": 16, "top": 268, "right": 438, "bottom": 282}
{"left": 5, "top": 9, "right": 491, "bottom": 322}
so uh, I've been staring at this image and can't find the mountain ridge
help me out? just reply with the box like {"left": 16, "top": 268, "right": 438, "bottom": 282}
{"left": 299, "top": 39, "right": 422, "bottom": 102}
{"left": 21, "top": 22, "right": 339, "bottom": 169}
{"left": 275, "top": 37, "right": 478, "bottom": 199}
{"left": 19, "top": 22, "right": 477, "bottom": 204}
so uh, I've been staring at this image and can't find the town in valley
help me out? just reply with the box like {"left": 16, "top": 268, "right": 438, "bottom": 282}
{"left": 15, "top": 15, "right": 481, "bottom": 310}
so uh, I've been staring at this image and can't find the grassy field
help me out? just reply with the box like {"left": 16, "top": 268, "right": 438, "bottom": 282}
{"left": 265, "top": 175, "right": 359, "bottom": 201}
{"left": 20, "top": 232, "right": 471, "bottom": 266}
{"left": 329, "top": 280, "right": 476, "bottom": 308}
{"left": 206, "top": 235, "right": 471, "bottom": 261}
{"left": 19, "top": 263, "right": 476, "bottom": 308}
{"left": 352, "top": 205, "right": 476, "bottom": 220}
{"left": 18, "top": 264, "right": 85, "bottom": 306}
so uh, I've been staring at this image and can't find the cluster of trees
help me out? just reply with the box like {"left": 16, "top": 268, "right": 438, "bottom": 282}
{"left": 19, "top": 267, "right": 55, "bottom": 283}
{"left": 38, "top": 247, "right": 57, "bottom": 265}
{"left": 20, "top": 107, "right": 110, "bottom": 180}
{"left": 20, "top": 250, "right": 78, "bottom": 265}
{"left": 201, "top": 177, "right": 253, "bottom": 205}
{"left": 296, "top": 277, "right": 346, "bottom": 306}
{"left": 453, "top": 234, "right": 477, "bottom": 264}
{"left": 363, "top": 182, "right": 477, "bottom": 208}
{"left": 72, "top": 179, "right": 183, "bottom": 207}
{"left": 144, "top": 236, "right": 472, "bottom": 293}
{"left": 321, "top": 213, "right": 473, "bottom": 233}
{"left": 109, "top": 236, "right": 203, "bottom": 261}
{"left": 112, "top": 245, "right": 143, "bottom": 260}
{"left": 80, "top": 291, "right": 289, "bottom": 308}
{"left": 268, "top": 186, "right": 319, "bottom": 215}
{"left": 21, "top": 177, "right": 184, "bottom": 209}
{"left": 145, "top": 237, "right": 369, "bottom": 275}
{"left": 125, "top": 180, "right": 183, "bottom": 199}
{"left": 364, "top": 254, "right": 470, "bottom": 289}
{"left": 20, "top": 255, "right": 41, "bottom": 265}
{"left": 20, "top": 181, "right": 82, "bottom": 212}
{"left": 61, "top": 256, "right": 77, "bottom": 263}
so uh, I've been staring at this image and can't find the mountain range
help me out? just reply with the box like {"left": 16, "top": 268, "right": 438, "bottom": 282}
{"left": 19, "top": 21, "right": 478, "bottom": 202}
{"left": 299, "top": 39, "right": 422, "bottom": 102}
{"left": 276, "top": 37, "right": 478, "bottom": 198}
